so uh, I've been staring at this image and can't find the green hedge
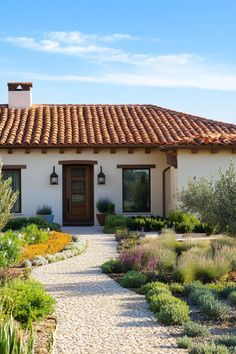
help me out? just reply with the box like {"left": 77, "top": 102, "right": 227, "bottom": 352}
{"left": 3, "top": 217, "right": 61, "bottom": 232}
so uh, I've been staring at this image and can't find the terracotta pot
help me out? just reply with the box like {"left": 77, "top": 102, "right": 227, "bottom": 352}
{"left": 96, "top": 213, "right": 106, "bottom": 226}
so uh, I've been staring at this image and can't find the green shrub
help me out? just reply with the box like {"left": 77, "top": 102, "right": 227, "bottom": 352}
{"left": 36, "top": 205, "right": 52, "bottom": 215}
{"left": 216, "top": 336, "right": 236, "bottom": 348}
{"left": 177, "top": 336, "right": 193, "bottom": 349}
{"left": 201, "top": 299, "right": 230, "bottom": 320}
{"left": 27, "top": 217, "right": 61, "bottom": 231}
{"left": 0, "top": 315, "right": 34, "bottom": 353}
{"left": 189, "top": 342, "right": 229, "bottom": 354}
{"left": 0, "top": 279, "right": 55, "bottom": 326}
{"left": 2, "top": 217, "right": 28, "bottom": 231}
{"left": 120, "top": 271, "right": 148, "bottom": 288}
{"left": 179, "top": 162, "right": 236, "bottom": 237}
{"left": 101, "top": 258, "right": 123, "bottom": 273}
{"left": 96, "top": 198, "right": 114, "bottom": 214}
{"left": 141, "top": 281, "right": 169, "bottom": 294}
{"left": 0, "top": 231, "right": 21, "bottom": 267}
{"left": 149, "top": 292, "right": 180, "bottom": 313}
{"left": 146, "top": 287, "right": 171, "bottom": 302}
{"left": 169, "top": 210, "right": 201, "bottom": 233}
{"left": 169, "top": 282, "right": 185, "bottom": 295}
{"left": 229, "top": 291, "right": 236, "bottom": 305}
{"left": 157, "top": 300, "right": 190, "bottom": 325}
{"left": 21, "top": 224, "right": 49, "bottom": 244}
{"left": 104, "top": 215, "right": 128, "bottom": 233}
{"left": 189, "top": 287, "right": 215, "bottom": 306}
{"left": 182, "top": 321, "right": 210, "bottom": 337}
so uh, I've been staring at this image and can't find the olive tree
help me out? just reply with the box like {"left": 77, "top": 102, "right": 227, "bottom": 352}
{"left": 0, "top": 164, "right": 19, "bottom": 231}
{"left": 179, "top": 161, "right": 236, "bottom": 236}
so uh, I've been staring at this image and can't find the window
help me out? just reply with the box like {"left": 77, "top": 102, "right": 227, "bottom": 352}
{"left": 123, "top": 168, "right": 150, "bottom": 212}
{"left": 2, "top": 169, "right": 21, "bottom": 213}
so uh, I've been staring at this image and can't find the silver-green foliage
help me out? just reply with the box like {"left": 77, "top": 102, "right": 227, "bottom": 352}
{"left": 179, "top": 161, "right": 236, "bottom": 236}
{"left": 0, "top": 164, "right": 19, "bottom": 231}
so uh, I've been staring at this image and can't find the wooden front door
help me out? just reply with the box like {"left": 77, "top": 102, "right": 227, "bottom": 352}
{"left": 63, "top": 165, "right": 94, "bottom": 225}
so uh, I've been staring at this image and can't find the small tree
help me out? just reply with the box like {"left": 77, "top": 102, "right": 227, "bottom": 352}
{"left": 179, "top": 161, "right": 236, "bottom": 236}
{"left": 0, "top": 164, "right": 19, "bottom": 231}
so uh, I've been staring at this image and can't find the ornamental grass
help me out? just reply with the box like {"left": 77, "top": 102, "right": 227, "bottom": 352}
{"left": 20, "top": 232, "right": 72, "bottom": 262}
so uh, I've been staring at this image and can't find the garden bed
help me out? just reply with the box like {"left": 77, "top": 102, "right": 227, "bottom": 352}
{"left": 101, "top": 228, "right": 236, "bottom": 353}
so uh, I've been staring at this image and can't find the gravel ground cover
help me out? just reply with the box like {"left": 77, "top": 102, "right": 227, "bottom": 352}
{"left": 33, "top": 231, "right": 185, "bottom": 354}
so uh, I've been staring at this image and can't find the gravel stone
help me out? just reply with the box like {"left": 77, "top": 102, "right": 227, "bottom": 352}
{"left": 33, "top": 233, "right": 185, "bottom": 354}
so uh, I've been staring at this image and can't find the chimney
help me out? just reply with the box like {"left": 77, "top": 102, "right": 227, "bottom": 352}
{"left": 8, "top": 82, "right": 32, "bottom": 109}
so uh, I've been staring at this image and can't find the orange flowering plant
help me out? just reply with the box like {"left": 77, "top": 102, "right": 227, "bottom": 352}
{"left": 20, "top": 231, "right": 72, "bottom": 262}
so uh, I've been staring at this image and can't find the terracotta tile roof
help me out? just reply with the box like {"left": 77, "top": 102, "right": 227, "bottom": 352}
{"left": 0, "top": 104, "right": 235, "bottom": 148}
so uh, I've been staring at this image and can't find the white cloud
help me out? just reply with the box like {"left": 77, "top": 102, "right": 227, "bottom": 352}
{"left": 4, "top": 31, "right": 236, "bottom": 91}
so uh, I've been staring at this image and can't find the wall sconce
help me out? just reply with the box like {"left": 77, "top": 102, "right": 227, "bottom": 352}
{"left": 97, "top": 166, "right": 106, "bottom": 185}
{"left": 50, "top": 166, "right": 58, "bottom": 185}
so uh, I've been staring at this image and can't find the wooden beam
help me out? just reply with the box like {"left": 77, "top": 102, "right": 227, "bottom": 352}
{"left": 110, "top": 149, "right": 116, "bottom": 154}
{"left": 25, "top": 148, "right": 30, "bottom": 154}
{"left": 232, "top": 148, "right": 236, "bottom": 154}
{"left": 7, "top": 148, "right": 13, "bottom": 154}
{"left": 211, "top": 149, "right": 218, "bottom": 154}
{"left": 128, "top": 148, "right": 134, "bottom": 154}
{"left": 58, "top": 160, "right": 98, "bottom": 165}
{"left": 41, "top": 148, "right": 47, "bottom": 154}
{"left": 59, "top": 149, "right": 65, "bottom": 154}
{"left": 93, "top": 149, "right": 99, "bottom": 154}
{"left": 145, "top": 148, "right": 151, "bottom": 154}
{"left": 117, "top": 164, "right": 156, "bottom": 169}
{"left": 3, "top": 165, "right": 27, "bottom": 169}
{"left": 191, "top": 149, "right": 198, "bottom": 154}
{"left": 76, "top": 148, "right": 82, "bottom": 154}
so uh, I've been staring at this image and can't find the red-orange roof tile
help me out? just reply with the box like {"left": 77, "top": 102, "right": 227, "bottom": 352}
{"left": 0, "top": 104, "right": 235, "bottom": 148}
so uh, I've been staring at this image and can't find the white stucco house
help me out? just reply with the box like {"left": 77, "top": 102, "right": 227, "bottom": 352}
{"left": 0, "top": 82, "right": 236, "bottom": 226}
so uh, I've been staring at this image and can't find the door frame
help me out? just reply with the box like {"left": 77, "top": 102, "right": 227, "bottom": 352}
{"left": 61, "top": 161, "right": 96, "bottom": 226}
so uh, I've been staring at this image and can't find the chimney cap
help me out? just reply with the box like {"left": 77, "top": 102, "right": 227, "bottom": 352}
{"left": 8, "top": 82, "right": 33, "bottom": 91}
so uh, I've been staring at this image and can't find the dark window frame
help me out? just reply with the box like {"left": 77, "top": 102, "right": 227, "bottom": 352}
{"left": 122, "top": 168, "right": 151, "bottom": 213}
{"left": 2, "top": 168, "right": 22, "bottom": 213}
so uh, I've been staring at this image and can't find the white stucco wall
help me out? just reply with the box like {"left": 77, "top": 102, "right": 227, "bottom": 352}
{"left": 177, "top": 149, "right": 236, "bottom": 192}
{"left": 8, "top": 91, "right": 32, "bottom": 109}
{"left": 0, "top": 148, "right": 169, "bottom": 225}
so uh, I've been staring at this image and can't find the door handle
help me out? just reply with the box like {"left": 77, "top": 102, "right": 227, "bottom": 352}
{"left": 67, "top": 198, "right": 70, "bottom": 213}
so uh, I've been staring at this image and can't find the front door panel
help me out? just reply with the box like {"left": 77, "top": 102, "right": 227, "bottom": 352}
{"left": 63, "top": 165, "right": 93, "bottom": 225}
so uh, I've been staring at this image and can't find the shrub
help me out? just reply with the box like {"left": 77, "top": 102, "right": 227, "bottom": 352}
{"left": 149, "top": 292, "right": 179, "bottom": 313}
{"left": 101, "top": 258, "right": 123, "bottom": 273}
{"left": 21, "top": 224, "right": 49, "bottom": 244}
{"left": 169, "top": 210, "right": 201, "bottom": 233}
{"left": 169, "top": 282, "right": 185, "bottom": 295}
{"left": 205, "top": 282, "right": 236, "bottom": 298}
{"left": 0, "top": 279, "right": 55, "bottom": 326}
{"left": 201, "top": 299, "right": 230, "bottom": 320}
{"left": 216, "top": 336, "right": 236, "bottom": 348}
{"left": 179, "top": 162, "right": 236, "bottom": 236}
{"left": 229, "top": 291, "right": 236, "bottom": 305}
{"left": 189, "top": 342, "right": 229, "bottom": 354}
{"left": 104, "top": 216, "right": 128, "bottom": 233}
{"left": 189, "top": 287, "right": 215, "bottom": 306}
{"left": 2, "top": 217, "right": 28, "bottom": 231}
{"left": 20, "top": 231, "right": 72, "bottom": 262}
{"left": 157, "top": 300, "right": 190, "bottom": 325}
{"left": 116, "top": 230, "right": 145, "bottom": 251}
{"left": 96, "top": 198, "right": 114, "bottom": 214}
{"left": 146, "top": 287, "right": 171, "bottom": 302}
{"left": 182, "top": 321, "right": 210, "bottom": 337}
{"left": 120, "top": 270, "right": 148, "bottom": 288}
{"left": 177, "top": 336, "right": 193, "bottom": 349}
{"left": 27, "top": 217, "right": 61, "bottom": 231}
{"left": 0, "top": 231, "right": 21, "bottom": 267}
{"left": 0, "top": 315, "right": 34, "bottom": 353}
{"left": 141, "top": 281, "right": 169, "bottom": 294}
{"left": 36, "top": 205, "right": 52, "bottom": 215}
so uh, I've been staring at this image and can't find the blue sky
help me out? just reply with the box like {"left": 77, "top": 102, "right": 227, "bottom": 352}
{"left": 1, "top": 0, "right": 236, "bottom": 123}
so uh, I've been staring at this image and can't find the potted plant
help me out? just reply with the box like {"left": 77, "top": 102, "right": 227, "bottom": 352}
{"left": 36, "top": 205, "right": 54, "bottom": 223}
{"left": 96, "top": 198, "right": 115, "bottom": 226}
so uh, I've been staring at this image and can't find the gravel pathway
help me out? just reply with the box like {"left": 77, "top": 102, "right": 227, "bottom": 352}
{"left": 33, "top": 233, "right": 184, "bottom": 354}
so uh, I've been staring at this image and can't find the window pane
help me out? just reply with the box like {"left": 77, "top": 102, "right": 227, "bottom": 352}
{"left": 2, "top": 170, "right": 21, "bottom": 213}
{"left": 71, "top": 181, "right": 85, "bottom": 191}
{"left": 123, "top": 169, "right": 150, "bottom": 212}
{"left": 71, "top": 167, "right": 85, "bottom": 177}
